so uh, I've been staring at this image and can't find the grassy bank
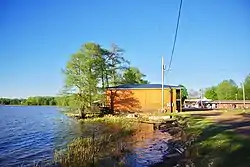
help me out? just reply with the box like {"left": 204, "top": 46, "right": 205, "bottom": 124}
{"left": 54, "top": 116, "right": 138, "bottom": 167}
{"left": 180, "top": 113, "right": 250, "bottom": 167}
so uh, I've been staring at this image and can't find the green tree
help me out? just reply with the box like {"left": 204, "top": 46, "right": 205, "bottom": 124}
{"left": 122, "top": 67, "right": 149, "bottom": 84}
{"left": 237, "top": 88, "right": 243, "bottom": 100}
{"left": 106, "top": 44, "right": 130, "bottom": 87}
{"left": 204, "top": 86, "right": 218, "bottom": 100}
{"left": 25, "top": 97, "right": 36, "bottom": 105}
{"left": 62, "top": 43, "right": 102, "bottom": 117}
{"left": 56, "top": 95, "right": 70, "bottom": 107}
{"left": 216, "top": 80, "right": 238, "bottom": 100}
{"left": 243, "top": 74, "right": 250, "bottom": 100}
{"left": 178, "top": 84, "right": 188, "bottom": 102}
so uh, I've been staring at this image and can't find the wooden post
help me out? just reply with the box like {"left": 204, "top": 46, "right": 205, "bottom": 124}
{"left": 161, "top": 56, "right": 166, "bottom": 112}
{"left": 170, "top": 88, "right": 173, "bottom": 113}
{"left": 242, "top": 83, "right": 246, "bottom": 109}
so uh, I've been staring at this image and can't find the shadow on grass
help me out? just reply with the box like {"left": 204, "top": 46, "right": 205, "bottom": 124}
{"left": 185, "top": 114, "right": 250, "bottom": 167}
{"left": 240, "top": 112, "right": 250, "bottom": 118}
{"left": 191, "top": 112, "right": 223, "bottom": 117}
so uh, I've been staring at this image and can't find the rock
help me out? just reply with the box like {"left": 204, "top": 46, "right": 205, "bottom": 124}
{"left": 126, "top": 113, "right": 137, "bottom": 118}
{"left": 148, "top": 116, "right": 171, "bottom": 121}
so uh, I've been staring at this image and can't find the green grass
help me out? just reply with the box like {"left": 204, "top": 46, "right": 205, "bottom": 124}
{"left": 54, "top": 116, "right": 137, "bottom": 167}
{"left": 181, "top": 116, "right": 250, "bottom": 167}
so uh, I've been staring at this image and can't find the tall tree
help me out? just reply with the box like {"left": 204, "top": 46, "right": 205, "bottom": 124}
{"left": 178, "top": 84, "right": 188, "bottom": 103}
{"left": 216, "top": 80, "right": 238, "bottom": 100}
{"left": 62, "top": 43, "right": 101, "bottom": 117}
{"left": 204, "top": 86, "right": 218, "bottom": 100}
{"left": 104, "top": 44, "right": 130, "bottom": 87}
{"left": 122, "top": 67, "right": 149, "bottom": 84}
{"left": 243, "top": 74, "right": 250, "bottom": 100}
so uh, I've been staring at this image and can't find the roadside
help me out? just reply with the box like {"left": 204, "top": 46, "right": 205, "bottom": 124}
{"left": 183, "top": 109, "right": 250, "bottom": 137}
{"left": 180, "top": 110, "right": 250, "bottom": 167}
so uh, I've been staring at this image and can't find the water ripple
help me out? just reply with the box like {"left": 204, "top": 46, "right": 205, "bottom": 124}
{"left": 0, "top": 106, "right": 79, "bottom": 167}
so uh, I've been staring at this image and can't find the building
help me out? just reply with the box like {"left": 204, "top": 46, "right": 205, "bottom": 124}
{"left": 106, "top": 84, "right": 182, "bottom": 113}
{"left": 211, "top": 100, "right": 250, "bottom": 109}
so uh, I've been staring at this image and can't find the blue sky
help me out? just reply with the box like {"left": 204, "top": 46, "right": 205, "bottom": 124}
{"left": 0, "top": 0, "right": 249, "bottom": 98}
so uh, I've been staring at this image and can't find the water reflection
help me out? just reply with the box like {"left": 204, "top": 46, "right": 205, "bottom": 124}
{"left": 125, "top": 123, "right": 174, "bottom": 167}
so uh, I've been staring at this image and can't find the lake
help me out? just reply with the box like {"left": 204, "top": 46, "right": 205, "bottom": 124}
{"left": 0, "top": 106, "right": 184, "bottom": 167}
{"left": 0, "top": 106, "right": 81, "bottom": 167}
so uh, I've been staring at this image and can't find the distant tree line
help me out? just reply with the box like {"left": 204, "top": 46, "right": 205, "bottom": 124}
{"left": 0, "top": 96, "right": 57, "bottom": 106}
{"left": 204, "top": 74, "right": 250, "bottom": 100}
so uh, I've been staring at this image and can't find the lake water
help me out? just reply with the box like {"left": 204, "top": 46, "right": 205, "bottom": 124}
{"left": 0, "top": 106, "right": 80, "bottom": 167}
{"left": 0, "top": 106, "right": 182, "bottom": 167}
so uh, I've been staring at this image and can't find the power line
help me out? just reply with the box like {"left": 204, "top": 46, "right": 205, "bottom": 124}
{"left": 166, "top": 0, "right": 183, "bottom": 73}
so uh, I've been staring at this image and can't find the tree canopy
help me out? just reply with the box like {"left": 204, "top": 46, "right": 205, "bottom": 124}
{"left": 243, "top": 75, "right": 250, "bottom": 100}
{"left": 216, "top": 80, "right": 238, "bottom": 100}
{"left": 61, "top": 42, "right": 149, "bottom": 117}
{"left": 178, "top": 84, "right": 188, "bottom": 102}
{"left": 204, "top": 74, "right": 250, "bottom": 100}
{"left": 204, "top": 86, "right": 218, "bottom": 100}
{"left": 122, "top": 67, "right": 149, "bottom": 84}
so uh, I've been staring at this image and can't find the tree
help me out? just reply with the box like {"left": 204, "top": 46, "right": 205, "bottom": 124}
{"left": 106, "top": 44, "right": 130, "bottom": 87}
{"left": 243, "top": 74, "right": 250, "bottom": 100}
{"left": 56, "top": 94, "right": 71, "bottom": 107}
{"left": 204, "top": 86, "right": 218, "bottom": 100}
{"left": 178, "top": 84, "right": 188, "bottom": 103}
{"left": 92, "top": 44, "right": 130, "bottom": 105}
{"left": 122, "top": 67, "right": 149, "bottom": 84}
{"left": 216, "top": 80, "right": 238, "bottom": 100}
{"left": 60, "top": 42, "right": 149, "bottom": 115}
{"left": 62, "top": 43, "right": 102, "bottom": 117}
{"left": 237, "top": 88, "right": 243, "bottom": 100}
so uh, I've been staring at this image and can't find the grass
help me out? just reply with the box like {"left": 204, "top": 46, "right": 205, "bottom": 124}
{"left": 180, "top": 114, "right": 250, "bottom": 167}
{"left": 54, "top": 116, "right": 137, "bottom": 167}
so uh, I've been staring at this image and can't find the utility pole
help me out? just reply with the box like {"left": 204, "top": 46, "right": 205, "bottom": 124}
{"left": 200, "top": 89, "right": 203, "bottom": 99}
{"left": 161, "top": 56, "right": 166, "bottom": 112}
{"left": 242, "top": 82, "right": 246, "bottom": 109}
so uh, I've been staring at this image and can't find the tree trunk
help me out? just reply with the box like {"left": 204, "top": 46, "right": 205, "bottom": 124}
{"left": 79, "top": 107, "right": 86, "bottom": 119}
{"left": 89, "top": 68, "right": 92, "bottom": 107}
{"left": 105, "top": 70, "right": 109, "bottom": 88}
{"left": 110, "top": 90, "right": 116, "bottom": 113}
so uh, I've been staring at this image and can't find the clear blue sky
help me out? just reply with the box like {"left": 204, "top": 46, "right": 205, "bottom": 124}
{"left": 0, "top": 0, "right": 249, "bottom": 98}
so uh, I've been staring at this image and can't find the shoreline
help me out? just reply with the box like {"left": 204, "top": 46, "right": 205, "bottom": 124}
{"left": 60, "top": 112, "right": 190, "bottom": 166}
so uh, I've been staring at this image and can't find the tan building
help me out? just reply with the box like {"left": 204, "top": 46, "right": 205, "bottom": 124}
{"left": 106, "top": 84, "right": 182, "bottom": 113}
{"left": 212, "top": 100, "right": 250, "bottom": 109}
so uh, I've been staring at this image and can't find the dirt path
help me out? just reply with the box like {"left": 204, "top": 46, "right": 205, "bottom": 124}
{"left": 182, "top": 110, "right": 250, "bottom": 137}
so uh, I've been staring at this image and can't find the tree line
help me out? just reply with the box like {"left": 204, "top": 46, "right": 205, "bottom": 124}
{"left": 58, "top": 42, "right": 150, "bottom": 117}
{"left": 204, "top": 74, "right": 250, "bottom": 100}
{"left": 0, "top": 96, "right": 57, "bottom": 106}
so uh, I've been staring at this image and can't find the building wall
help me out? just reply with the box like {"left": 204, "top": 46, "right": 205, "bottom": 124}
{"left": 106, "top": 88, "right": 177, "bottom": 113}
{"left": 216, "top": 103, "right": 250, "bottom": 109}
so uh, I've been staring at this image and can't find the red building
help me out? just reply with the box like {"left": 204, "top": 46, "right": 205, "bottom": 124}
{"left": 212, "top": 100, "right": 250, "bottom": 109}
